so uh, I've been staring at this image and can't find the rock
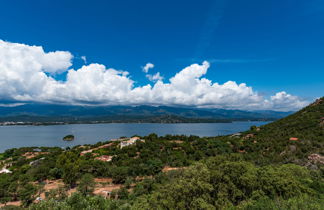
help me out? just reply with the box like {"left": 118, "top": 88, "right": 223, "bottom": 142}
{"left": 320, "top": 117, "right": 324, "bottom": 127}
{"left": 308, "top": 164, "right": 319, "bottom": 170}
{"left": 308, "top": 153, "right": 324, "bottom": 165}
{"left": 279, "top": 151, "right": 286, "bottom": 156}
{"left": 243, "top": 134, "right": 254, "bottom": 139}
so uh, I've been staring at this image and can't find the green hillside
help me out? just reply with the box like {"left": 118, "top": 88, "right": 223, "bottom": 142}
{"left": 240, "top": 97, "right": 324, "bottom": 164}
{"left": 259, "top": 97, "right": 323, "bottom": 142}
{"left": 0, "top": 98, "right": 323, "bottom": 209}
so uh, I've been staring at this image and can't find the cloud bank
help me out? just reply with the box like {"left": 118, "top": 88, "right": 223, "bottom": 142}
{"left": 0, "top": 40, "right": 309, "bottom": 111}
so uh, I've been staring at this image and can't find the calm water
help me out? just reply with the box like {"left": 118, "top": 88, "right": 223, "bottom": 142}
{"left": 0, "top": 122, "right": 269, "bottom": 152}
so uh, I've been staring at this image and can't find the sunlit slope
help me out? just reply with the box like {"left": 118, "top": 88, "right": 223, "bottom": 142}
{"left": 243, "top": 97, "right": 324, "bottom": 163}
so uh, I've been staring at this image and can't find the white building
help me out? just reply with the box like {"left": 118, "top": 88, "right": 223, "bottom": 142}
{"left": 120, "top": 136, "right": 143, "bottom": 148}
{"left": 0, "top": 168, "right": 12, "bottom": 174}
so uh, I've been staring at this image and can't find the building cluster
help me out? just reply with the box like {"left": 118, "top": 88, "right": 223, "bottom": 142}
{"left": 0, "top": 168, "right": 12, "bottom": 174}
{"left": 78, "top": 137, "right": 144, "bottom": 162}
{"left": 0, "top": 161, "right": 13, "bottom": 174}
{"left": 120, "top": 136, "right": 143, "bottom": 148}
{"left": 0, "top": 121, "right": 26, "bottom": 126}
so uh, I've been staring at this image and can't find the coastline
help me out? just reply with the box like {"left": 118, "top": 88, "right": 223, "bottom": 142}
{"left": 0, "top": 119, "right": 276, "bottom": 126}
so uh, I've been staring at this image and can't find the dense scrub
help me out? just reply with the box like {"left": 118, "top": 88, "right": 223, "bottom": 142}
{"left": 131, "top": 156, "right": 323, "bottom": 209}
{"left": 8, "top": 156, "right": 323, "bottom": 210}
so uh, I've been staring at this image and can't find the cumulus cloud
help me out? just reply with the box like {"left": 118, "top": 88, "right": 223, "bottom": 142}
{"left": 146, "top": 72, "right": 163, "bottom": 82}
{"left": 142, "top": 62, "right": 154, "bottom": 73}
{"left": 0, "top": 40, "right": 309, "bottom": 111}
{"left": 268, "top": 92, "right": 309, "bottom": 111}
{"left": 142, "top": 62, "right": 163, "bottom": 82}
{"left": 0, "top": 40, "right": 72, "bottom": 101}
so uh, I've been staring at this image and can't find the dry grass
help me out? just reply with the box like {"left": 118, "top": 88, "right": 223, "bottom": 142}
{"left": 0, "top": 201, "right": 21, "bottom": 207}
{"left": 162, "top": 166, "right": 186, "bottom": 172}
{"left": 170, "top": 140, "right": 184, "bottom": 144}
{"left": 22, "top": 152, "right": 49, "bottom": 159}
{"left": 37, "top": 178, "right": 120, "bottom": 200}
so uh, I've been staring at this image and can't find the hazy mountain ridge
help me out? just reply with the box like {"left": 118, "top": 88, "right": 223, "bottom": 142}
{"left": 0, "top": 104, "right": 291, "bottom": 123}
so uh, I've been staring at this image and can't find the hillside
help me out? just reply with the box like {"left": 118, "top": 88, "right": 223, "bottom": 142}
{"left": 259, "top": 97, "right": 323, "bottom": 141}
{"left": 0, "top": 98, "right": 323, "bottom": 209}
{"left": 238, "top": 97, "right": 324, "bottom": 164}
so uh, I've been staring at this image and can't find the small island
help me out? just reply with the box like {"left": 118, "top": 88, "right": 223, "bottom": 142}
{"left": 63, "top": 134, "right": 75, "bottom": 141}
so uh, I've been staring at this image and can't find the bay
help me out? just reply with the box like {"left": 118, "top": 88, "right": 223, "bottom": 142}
{"left": 0, "top": 121, "right": 269, "bottom": 152}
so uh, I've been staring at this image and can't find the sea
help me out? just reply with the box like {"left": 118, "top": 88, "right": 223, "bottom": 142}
{"left": 0, "top": 121, "right": 270, "bottom": 152}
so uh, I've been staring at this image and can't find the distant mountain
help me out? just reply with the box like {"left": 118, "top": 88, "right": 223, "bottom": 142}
{"left": 0, "top": 103, "right": 292, "bottom": 123}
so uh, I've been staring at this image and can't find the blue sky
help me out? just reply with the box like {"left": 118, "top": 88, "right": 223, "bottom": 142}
{"left": 0, "top": 0, "right": 323, "bottom": 110}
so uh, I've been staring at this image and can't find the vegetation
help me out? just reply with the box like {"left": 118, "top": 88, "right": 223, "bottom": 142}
{"left": 77, "top": 174, "right": 95, "bottom": 196}
{"left": 132, "top": 158, "right": 323, "bottom": 209}
{"left": 0, "top": 97, "right": 323, "bottom": 209}
{"left": 62, "top": 135, "right": 74, "bottom": 141}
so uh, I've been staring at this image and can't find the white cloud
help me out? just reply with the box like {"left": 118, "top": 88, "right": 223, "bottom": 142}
{"left": 142, "top": 62, "right": 154, "bottom": 73}
{"left": 0, "top": 40, "right": 72, "bottom": 101}
{"left": 146, "top": 72, "right": 163, "bottom": 82}
{"left": 81, "top": 56, "right": 87, "bottom": 64}
{"left": 0, "top": 103, "right": 25, "bottom": 107}
{"left": 268, "top": 91, "right": 309, "bottom": 111}
{"left": 0, "top": 40, "right": 310, "bottom": 111}
{"left": 142, "top": 62, "right": 163, "bottom": 82}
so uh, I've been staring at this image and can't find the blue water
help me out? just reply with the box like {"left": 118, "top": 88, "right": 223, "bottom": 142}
{"left": 0, "top": 122, "right": 269, "bottom": 152}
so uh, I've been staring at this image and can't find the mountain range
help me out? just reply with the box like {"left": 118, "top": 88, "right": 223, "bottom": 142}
{"left": 0, "top": 103, "right": 292, "bottom": 124}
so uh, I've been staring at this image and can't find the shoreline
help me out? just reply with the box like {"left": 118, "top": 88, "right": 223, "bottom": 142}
{"left": 0, "top": 119, "right": 275, "bottom": 126}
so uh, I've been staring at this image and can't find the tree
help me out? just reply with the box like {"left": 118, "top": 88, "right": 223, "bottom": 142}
{"left": 77, "top": 174, "right": 95, "bottom": 196}
{"left": 111, "top": 166, "right": 129, "bottom": 184}
{"left": 56, "top": 151, "right": 80, "bottom": 187}
{"left": 18, "top": 183, "right": 37, "bottom": 207}
{"left": 124, "top": 177, "right": 133, "bottom": 189}
{"left": 45, "top": 186, "right": 67, "bottom": 201}
{"left": 146, "top": 158, "right": 163, "bottom": 175}
{"left": 117, "top": 187, "right": 129, "bottom": 200}
{"left": 0, "top": 174, "right": 11, "bottom": 204}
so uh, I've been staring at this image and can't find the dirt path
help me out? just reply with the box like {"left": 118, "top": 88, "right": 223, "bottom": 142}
{"left": 0, "top": 201, "right": 21, "bottom": 207}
